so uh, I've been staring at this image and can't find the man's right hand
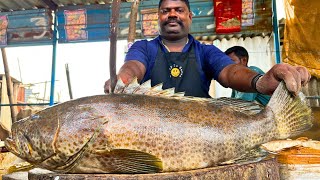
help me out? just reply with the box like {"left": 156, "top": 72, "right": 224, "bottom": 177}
{"left": 104, "top": 60, "right": 146, "bottom": 94}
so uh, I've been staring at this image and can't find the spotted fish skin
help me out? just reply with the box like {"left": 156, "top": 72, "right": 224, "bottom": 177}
{"left": 5, "top": 82, "right": 312, "bottom": 173}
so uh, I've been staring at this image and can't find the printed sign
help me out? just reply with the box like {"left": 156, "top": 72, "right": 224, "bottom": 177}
{"left": 242, "top": 0, "right": 255, "bottom": 26}
{"left": 64, "top": 9, "right": 88, "bottom": 41}
{"left": 141, "top": 8, "right": 159, "bottom": 37}
{"left": 0, "top": 15, "right": 8, "bottom": 46}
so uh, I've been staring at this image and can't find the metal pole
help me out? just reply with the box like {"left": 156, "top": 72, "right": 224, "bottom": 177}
{"left": 49, "top": 11, "right": 58, "bottom": 106}
{"left": 17, "top": 58, "right": 23, "bottom": 82}
{"left": 0, "top": 103, "right": 55, "bottom": 106}
{"left": 1, "top": 48, "right": 16, "bottom": 122}
{"left": 109, "top": 0, "right": 122, "bottom": 93}
{"left": 43, "top": 81, "right": 47, "bottom": 103}
{"left": 127, "top": 0, "right": 140, "bottom": 46}
{"left": 65, "top": 63, "right": 73, "bottom": 99}
{"left": 273, "top": 0, "right": 281, "bottom": 64}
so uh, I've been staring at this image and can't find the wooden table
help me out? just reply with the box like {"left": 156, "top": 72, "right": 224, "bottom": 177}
{"left": 3, "top": 157, "right": 280, "bottom": 180}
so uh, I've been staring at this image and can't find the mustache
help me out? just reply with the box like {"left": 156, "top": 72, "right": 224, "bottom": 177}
{"left": 163, "top": 18, "right": 183, "bottom": 26}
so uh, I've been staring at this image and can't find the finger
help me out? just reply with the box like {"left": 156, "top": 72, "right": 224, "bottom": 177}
{"left": 296, "top": 66, "right": 311, "bottom": 86}
{"left": 104, "top": 86, "right": 109, "bottom": 94}
{"left": 275, "top": 65, "right": 301, "bottom": 96}
{"left": 292, "top": 66, "right": 302, "bottom": 95}
{"left": 104, "top": 80, "right": 111, "bottom": 94}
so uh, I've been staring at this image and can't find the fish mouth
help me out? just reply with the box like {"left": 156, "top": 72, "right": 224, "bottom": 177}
{"left": 4, "top": 138, "right": 20, "bottom": 156}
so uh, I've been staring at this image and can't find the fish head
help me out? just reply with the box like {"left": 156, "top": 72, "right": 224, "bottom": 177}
{"left": 5, "top": 129, "right": 33, "bottom": 161}
{"left": 5, "top": 114, "right": 56, "bottom": 163}
{"left": 5, "top": 103, "right": 108, "bottom": 168}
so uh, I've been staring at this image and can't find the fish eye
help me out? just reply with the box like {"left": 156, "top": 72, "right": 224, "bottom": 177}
{"left": 30, "top": 114, "right": 40, "bottom": 120}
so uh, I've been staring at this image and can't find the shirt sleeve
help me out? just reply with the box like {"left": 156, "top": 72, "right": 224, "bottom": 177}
{"left": 231, "top": 90, "right": 235, "bottom": 98}
{"left": 201, "top": 44, "right": 235, "bottom": 80}
{"left": 235, "top": 91, "right": 258, "bottom": 101}
{"left": 249, "top": 66, "right": 265, "bottom": 74}
{"left": 124, "top": 39, "right": 159, "bottom": 82}
{"left": 125, "top": 40, "right": 150, "bottom": 69}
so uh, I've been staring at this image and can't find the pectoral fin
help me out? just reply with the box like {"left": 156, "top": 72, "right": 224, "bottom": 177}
{"left": 95, "top": 149, "right": 163, "bottom": 173}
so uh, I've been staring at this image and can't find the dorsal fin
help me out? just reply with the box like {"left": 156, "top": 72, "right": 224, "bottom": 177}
{"left": 114, "top": 78, "right": 263, "bottom": 115}
{"left": 210, "top": 97, "right": 264, "bottom": 115}
{"left": 132, "top": 80, "right": 152, "bottom": 94}
{"left": 122, "top": 77, "right": 140, "bottom": 94}
{"left": 114, "top": 78, "right": 185, "bottom": 97}
{"left": 144, "top": 83, "right": 163, "bottom": 95}
{"left": 114, "top": 78, "right": 126, "bottom": 93}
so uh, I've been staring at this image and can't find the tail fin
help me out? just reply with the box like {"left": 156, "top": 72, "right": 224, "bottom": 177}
{"left": 267, "top": 81, "right": 312, "bottom": 139}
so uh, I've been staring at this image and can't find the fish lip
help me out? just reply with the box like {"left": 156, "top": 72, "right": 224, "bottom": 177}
{"left": 4, "top": 138, "right": 20, "bottom": 156}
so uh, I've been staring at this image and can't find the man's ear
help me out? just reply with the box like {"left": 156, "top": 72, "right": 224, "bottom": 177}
{"left": 240, "top": 57, "right": 248, "bottom": 66}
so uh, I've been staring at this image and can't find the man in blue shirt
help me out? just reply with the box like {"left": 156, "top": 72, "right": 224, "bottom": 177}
{"left": 104, "top": 0, "right": 310, "bottom": 97}
{"left": 225, "top": 46, "right": 270, "bottom": 106}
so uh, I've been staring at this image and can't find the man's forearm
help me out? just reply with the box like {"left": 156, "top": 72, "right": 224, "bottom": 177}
{"left": 218, "top": 63, "right": 311, "bottom": 96}
{"left": 218, "top": 64, "right": 259, "bottom": 92}
{"left": 118, "top": 60, "right": 146, "bottom": 84}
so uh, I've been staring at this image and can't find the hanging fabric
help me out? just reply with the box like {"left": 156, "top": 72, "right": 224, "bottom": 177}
{"left": 283, "top": 0, "right": 320, "bottom": 78}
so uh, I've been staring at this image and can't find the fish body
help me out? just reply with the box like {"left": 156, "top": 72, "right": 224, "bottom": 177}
{"left": 5, "top": 81, "right": 312, "bottom": 173}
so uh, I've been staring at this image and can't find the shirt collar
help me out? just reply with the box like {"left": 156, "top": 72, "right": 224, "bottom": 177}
{"left": 156, "top": 34, "right": 194, "bottom": 52}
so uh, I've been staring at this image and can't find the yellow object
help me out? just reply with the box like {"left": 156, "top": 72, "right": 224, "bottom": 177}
{"left": 264, "top": 138, "right": 320, "bottom": 179}
{"left": 277, "top": 146, "right": 320, "bottom": 164}
{"left": 0, "top": 152, "right": 31, "bottom": 179}
{"left": 261, "top": 138, "right": 320, "bottom": 164}
{"left": 283, "top": 0, "right": 320, "bottom": 78}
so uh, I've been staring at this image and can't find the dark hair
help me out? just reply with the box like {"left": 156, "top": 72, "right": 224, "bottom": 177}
{"left": 225, "top": 46, "right": 249, "bottom": 60}
{"left": 158, "top": 0, "right": 191, "bottom": 11}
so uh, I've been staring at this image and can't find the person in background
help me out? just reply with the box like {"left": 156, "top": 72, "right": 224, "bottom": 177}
{"left": 104, "top": 0, "right": 310, "bottom": 98}
{"left": 225, "top": 46, "right": 270, "bottom": 106}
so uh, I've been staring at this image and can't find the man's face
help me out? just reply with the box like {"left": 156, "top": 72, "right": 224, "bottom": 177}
{"left": 158, "top": 0, "right": 192, "bottom": 41}
{"left": 228, "top": 52, "right": 248, "bottom": 66}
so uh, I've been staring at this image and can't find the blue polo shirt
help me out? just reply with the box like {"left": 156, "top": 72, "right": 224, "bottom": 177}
{"left": 125, "top": 34, "right": 234, "bottom": 92}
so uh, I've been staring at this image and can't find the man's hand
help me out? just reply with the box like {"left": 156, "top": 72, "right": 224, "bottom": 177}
{"left": 256, "top": 63, "right": 311, "bottom": 96}
{"left": 104, "top": 60, "right": 146, "bottom": 94}
{"left": 104, "top": 75, "right": 136, "bottom": 94}
{"left": 104, "top": 79, "right": 112, "bottom": 94}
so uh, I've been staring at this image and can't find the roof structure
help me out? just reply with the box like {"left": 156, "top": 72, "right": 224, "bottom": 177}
{"left": 0, "top": 0, "right": 113, "bottom": 12}
{"left": 0, "top": 0, "right": 274, "bottom": 44}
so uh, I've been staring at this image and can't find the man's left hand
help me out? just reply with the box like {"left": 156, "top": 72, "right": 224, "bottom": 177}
{"left": 256, "top": 63, "right": 311, "bottom": 96}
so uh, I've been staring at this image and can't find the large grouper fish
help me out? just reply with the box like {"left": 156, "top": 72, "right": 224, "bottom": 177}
{"left": 5, "top": 79, "right": 312, "bottom": 173}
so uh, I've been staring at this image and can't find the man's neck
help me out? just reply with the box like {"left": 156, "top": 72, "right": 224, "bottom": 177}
{"left": 161, "top": 37, "right": 189, "bottom": 52}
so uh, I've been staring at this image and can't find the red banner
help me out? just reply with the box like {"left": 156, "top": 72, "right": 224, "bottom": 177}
{"left": 214, "top": 0, "right": 242, "bottom": 34}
